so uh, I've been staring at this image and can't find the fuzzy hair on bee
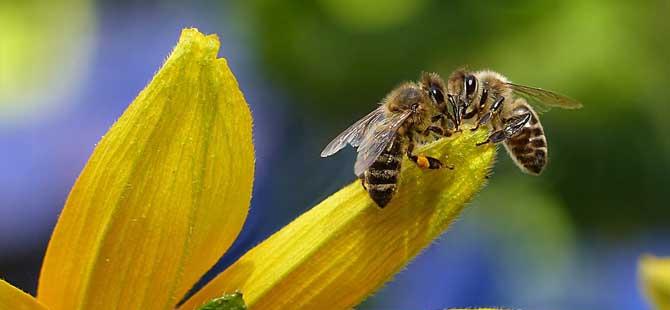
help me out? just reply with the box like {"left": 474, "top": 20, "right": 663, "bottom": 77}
{"left": 446, "top": 68, "right": 581, "bottom": 175}
{"left": 321, "top": 69, "right": 581, "bottom": 207}
{"left": 321, "top": 72, "right": 454, "bottom": 208}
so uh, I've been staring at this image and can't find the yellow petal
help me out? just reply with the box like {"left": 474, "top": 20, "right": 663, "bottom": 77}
{"left": 38, "top": 28, "right": 254, "bottom": 309}
{"left": 640, "top": 255, "right": 670, "bottom": 310}
{"left": 182, "top": 128, "right": 495, "bottom": 310}
{"left": 0, "top": 279, "right": 47, "bottom": 310}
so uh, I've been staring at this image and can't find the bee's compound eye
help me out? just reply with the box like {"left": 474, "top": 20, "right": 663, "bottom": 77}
{"left": 465, "top": 75, "right": 477, "bottom": 96}
{"left": 429, "top": 86, "right": 444, "bottom": 104}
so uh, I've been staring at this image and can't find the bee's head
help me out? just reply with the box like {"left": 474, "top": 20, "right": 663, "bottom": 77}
{"left": 446, "top": 69, "right": 478, "bottom": 127}
{"left": 447, "top": 69, "right": 477, "bottom": 104}
{"left": 420, "top": 72, "right": 447, "bottom": 112}
{"left": 395, "top": 85, "right": 423, "bottom": 110}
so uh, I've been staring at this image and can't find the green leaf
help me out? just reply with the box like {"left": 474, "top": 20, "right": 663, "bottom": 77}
{"left": 197, "top": 292, "right": 246, "bottom": 310}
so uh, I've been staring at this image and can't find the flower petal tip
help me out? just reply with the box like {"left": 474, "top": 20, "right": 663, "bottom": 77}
{"left": 182, "top": 128, "right": 495, "bottom": 310}
{"left": 0, "top": 279, "right": 48, "bottom": 310}
{"left": 640, "top": 254, "right": 670, "bottom": 310}
{"left": 38, "top": 28, "right": 254, "bottom": 309}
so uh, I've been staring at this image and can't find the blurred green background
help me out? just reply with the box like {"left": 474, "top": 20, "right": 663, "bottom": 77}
{"left": 1, "top": 0, "right": 669, "bottom": 309}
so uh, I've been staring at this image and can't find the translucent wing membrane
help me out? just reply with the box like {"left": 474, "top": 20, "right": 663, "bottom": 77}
{"left": 354, "top": 110, "right": 412, "bottom": 176}
{"left": 320, "top": 106, "right": 387, "bottom": 157}
{"left": 507, "top": 82, "right": 582, "bottom": 113}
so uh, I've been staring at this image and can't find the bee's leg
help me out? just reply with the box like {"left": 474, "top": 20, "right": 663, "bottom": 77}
{"left": 428, "top": 114, "right": 456, "bottom": 138}
{"left": 422, "top": 124, "right": 452, "bottom": 137}
{"left": 472, "top": 87, "right": 489, "bottom": 125}
{"left": 409, "top": 153, "right": 447, "bottom": 169}
{"left": 476, "top": 112, "right": 531, "bottom": 146}
{"left": 440, "top": 114, "right": 458, "bottom": 137}
{"left": 425, "top": 126, "right": 443, "bottom": 135}
{"left": 471, "top": 96, "right": 504, "bottom": 131}
{"left": 429, "top": 115, "right": 446, "bottom": 135}
{"left": 463, "top": 102, "right": 479, "bottom": 120}
{"left": 407, "top": 138, "right": 453, "bottom": 170}
{"left": 360, "top": 175, "right": 367, "bottom": 190}
{"left": 436, "top": 126, "right": 454, "bottom": 137}
{"left": 470, "top": 112, "right": 492, "bottom": 132}
{"left": 475, "top": 130, "right": 506, "bottom": 146}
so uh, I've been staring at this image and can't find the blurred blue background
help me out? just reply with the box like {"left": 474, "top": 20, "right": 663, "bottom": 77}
{"left": 1, "top": 0, "right": 669, "bottom": 309}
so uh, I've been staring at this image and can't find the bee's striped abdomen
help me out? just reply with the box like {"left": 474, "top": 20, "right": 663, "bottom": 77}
{"left": 363, "top": 138, "right": 403, "bottom": 208}
{"left": 503, "top": 102, "right": 548, "bottom": 175}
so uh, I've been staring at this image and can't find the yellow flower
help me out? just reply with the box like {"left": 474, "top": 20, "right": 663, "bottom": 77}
{"left": 640, "top": 255, "right": 670, "bottom": 310}
{"left": 0, "top": 28, "right": 494, "bottom": 309}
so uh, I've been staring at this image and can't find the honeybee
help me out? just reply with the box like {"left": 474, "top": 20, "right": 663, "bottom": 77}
{"left": 446, "top": 69, "right": 582, "bottom": 174}
{"left": 321, "top": 73, "right": 453, "bottom": 208}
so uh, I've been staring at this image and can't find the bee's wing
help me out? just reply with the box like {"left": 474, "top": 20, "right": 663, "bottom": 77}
{"left": 320, "top": 106, "right": 387, "bottom": 157}
{"left": 507, "top": 83, "right": 582, "bottom": 113}
{"left": 353, "top": 110, "right": 412, "bottom": 176}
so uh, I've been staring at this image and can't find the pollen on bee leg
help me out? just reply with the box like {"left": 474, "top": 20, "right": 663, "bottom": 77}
{"left": 417, "top": 155, "right": 430, "bottom": 169}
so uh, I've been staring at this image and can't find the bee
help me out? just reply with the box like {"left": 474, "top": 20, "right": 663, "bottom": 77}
{"left": 321, "top": 73, "right": 453, "bottom": 208}
{"left": 446, "top": 69, "right": 582, "bottom": 175}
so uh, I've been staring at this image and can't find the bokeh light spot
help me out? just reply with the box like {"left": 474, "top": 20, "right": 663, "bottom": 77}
{"left": 0, "top": 0, "right": 94, "bottom": 125}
